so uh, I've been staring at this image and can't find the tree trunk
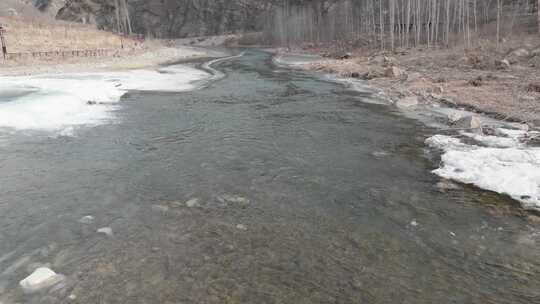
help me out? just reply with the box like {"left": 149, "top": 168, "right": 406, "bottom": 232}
{"left": 538, "top": 0, "right": 540, "bottom": 34}
{"left": 497, "top": 0, "right": 501, "bottom": 49}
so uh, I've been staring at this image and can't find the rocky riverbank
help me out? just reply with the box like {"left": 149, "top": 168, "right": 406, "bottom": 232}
{"left": 274, "top": 47, "right": 540, "bottom": 215}
{"left": 277, "top": 43, "right": 540, "bottom": 128}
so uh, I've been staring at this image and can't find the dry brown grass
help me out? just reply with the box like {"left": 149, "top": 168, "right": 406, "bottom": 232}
{"left": 297, "top": 31, "right": 540, "bottom": 126}
{"left": 0, "top": 16, "right": 139, "bottom": 53}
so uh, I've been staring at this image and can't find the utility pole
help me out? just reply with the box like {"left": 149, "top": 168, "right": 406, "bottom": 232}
{"left": 0, "top": 25, "right": 7, "bottom": 60}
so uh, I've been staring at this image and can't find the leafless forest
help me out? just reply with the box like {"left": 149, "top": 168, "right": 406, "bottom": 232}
{"left": 264, "top": 0, "right": 540, "bottom": 50}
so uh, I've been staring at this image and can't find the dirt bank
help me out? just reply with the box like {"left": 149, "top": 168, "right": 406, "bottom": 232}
{"left": 0, "top": 46, "right": 212, "bottom": 76}
{"left": 280, "top": 42, "right": 540, "bottom": 127}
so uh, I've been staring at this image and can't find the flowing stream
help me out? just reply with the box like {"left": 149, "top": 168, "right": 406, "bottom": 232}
{"left": 0, "top": 50, "right": 539, "bottom": 303}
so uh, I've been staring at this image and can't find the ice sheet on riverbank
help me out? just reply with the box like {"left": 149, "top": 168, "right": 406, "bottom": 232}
{"left": 0, "top": 65, "right": 210, "bottom": 133}
{"left": 273, "top": 53, "right": 322, "bottom": 67}
{"left": 426, "top": 132, "right": 540, "bottom": 211}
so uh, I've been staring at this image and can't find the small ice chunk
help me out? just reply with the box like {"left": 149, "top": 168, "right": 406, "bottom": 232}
{"left": 19, "top": 267, "right": 64, "bottom": 293}
{"left": 97, "top": 227, "right": 113, "bottom": 237}
{"left": 185, "top": 198, "right": 200, "bottom": 208}
{"left": 78, "top": 215, "right": 94, "bottom": 224}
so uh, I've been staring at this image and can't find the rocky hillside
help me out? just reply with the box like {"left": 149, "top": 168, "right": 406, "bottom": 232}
{"left": 28, "top": 0, "right": 270, "bottom": 38}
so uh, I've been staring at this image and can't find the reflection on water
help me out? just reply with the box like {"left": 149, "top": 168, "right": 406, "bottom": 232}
{"left": 0, "top": 51, "right": 539, "bottom": 303}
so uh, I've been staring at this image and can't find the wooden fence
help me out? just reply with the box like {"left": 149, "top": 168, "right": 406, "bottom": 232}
{"left": 3, "top": 48, "right": 117, "bottom": 61}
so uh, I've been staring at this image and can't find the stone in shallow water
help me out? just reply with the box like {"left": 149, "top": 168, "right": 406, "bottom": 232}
{"left": 236, "top": 224, "right": 248, "bottom": 231}
{"left": 20, "top": 267, "right": 64, "bottom": 294}
{"left": 151, "top": 205, "right": 169, "bottom": 213}
{"left": 452, "top": 115, "right": 482, "bottom": 129}
{"left": 395, "top": 96, "right": 418, "bottom": 108}
{"left": 78, "top": 215, "right": 94, "bottom": 224}
{"left": 217, "top": 194, "right": 250, "bottom": 206}
{"left": 371, "top": 151, "right": 390, "bottom": 158}
{"left": 185, "top": 198, "right": 200, "bottom": 208}
{"left": 97, "top": 227, "right": 113, "bottom": 237}
{"left": 436, "top": 180, "right": 461, "bottom": 192}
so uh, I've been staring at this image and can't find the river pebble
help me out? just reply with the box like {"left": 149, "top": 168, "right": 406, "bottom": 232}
{"left": 217, "top": 194, "right": 250, "bottom": 206}
{"left": 236, "top": 224, "right": 248, "bottom": 231}
{"left": 78, "top": 215, "right": 95, "bottom": 224}
{"left": 20, "top": 267, "right": 64, "bottom": 294}
{"left": 185, "top": 198, "right": 200, "bottom": 208}
{"left": 97, "top": 227, "right": 113, "bottom": 237}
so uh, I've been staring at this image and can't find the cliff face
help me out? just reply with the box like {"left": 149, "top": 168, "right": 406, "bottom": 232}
{"left": 36, "top": 0, "right": 269, "bottom": 38}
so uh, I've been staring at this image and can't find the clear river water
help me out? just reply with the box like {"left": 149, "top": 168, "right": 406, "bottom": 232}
{"left": 0, "top": 50, "right": 539, "bottom": 303}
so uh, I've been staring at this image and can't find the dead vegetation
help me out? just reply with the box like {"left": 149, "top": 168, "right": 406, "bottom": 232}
{"left": 0, "top": 16, "right": 139, "bottom": 53}
{"left": 298, "top": 33, "right": 540, "bottom": 126}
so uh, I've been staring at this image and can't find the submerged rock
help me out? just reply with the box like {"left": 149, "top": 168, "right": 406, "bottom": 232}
{"left": 151, "top": 205, "right": 170, "bottom": 213}
{"left": 217, "top": 194, "right": 250, "bottom": 206}
{"left": 436, "top": 180, "right": 461, "bottom": 192}
{"left": 395, "top": 96, "right": 418, "bottom": 108}
{"left": 78, "top": 215, "right": 94, "bottom": 224}
{"left": 447, "top": 112, "right": 463, "bottom": 124}
{"left": 236, "top": 224, "right": 248, "bottom": 231}
{"left": 97, "top": 227, "right": 113, "bottom": 237}
{"left": 371, "top": 151, "right": 390, "bottom": 158}
{"left": 452, "top": 115, "right": 483, "bottom": 129}
{"left": 185, "top": 198, "right": 200, "bottom": 208}
{"left": 20, "top": 267, "right": 64, "bottom": 294}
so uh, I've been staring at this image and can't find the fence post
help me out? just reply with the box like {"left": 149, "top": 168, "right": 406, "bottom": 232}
{"left": 0, "top": 25, "right": 7, "bottom": 60}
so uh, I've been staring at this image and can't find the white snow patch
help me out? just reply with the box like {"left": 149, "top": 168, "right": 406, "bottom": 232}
{"left": 0, "top": 64, "right": 210, "bottom": 133}
{"left": 460, "top": 132, "right": 521, "bottom": 148}
{"left": 273, "top": 53, "right": 321, "bottom": 67}
{"left": 426, "top": 133, "right": 540, "bottom": 211}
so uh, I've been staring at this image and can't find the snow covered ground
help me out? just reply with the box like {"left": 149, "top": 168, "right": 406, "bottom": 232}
{"left": 0, "top": 65, "right": 210, "bottom": 134}
{"left": 426, "top": 129, "right": 540, "bottom": 211}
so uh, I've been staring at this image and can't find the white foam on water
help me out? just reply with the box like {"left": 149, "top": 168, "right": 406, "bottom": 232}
{"left": 426, "top": 133, "right": 540, "bottom": 211}
{"left": 0, "top": 64, "right": 210, "bottom": 134}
